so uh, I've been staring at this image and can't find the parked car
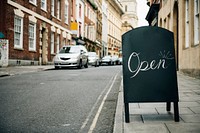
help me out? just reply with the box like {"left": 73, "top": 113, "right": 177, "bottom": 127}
{"left": 54, "top": 45, "right": 88, "bottom": 69}
{"left": 100, "top": 55, "right": 113, "bottom": 65}
{"left": 111, "top": 55, "right": 119, "bottom": 65}
{"left": 88, "top": 52, "right": 100, "bottom": 67}
{"left": 118, "top": 57, "right": 122, "bottom": 65}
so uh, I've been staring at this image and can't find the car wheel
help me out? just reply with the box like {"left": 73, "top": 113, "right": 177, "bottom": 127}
{"left": 55, "top": 66, "right": 59, "bottom": 69}
{"left": 78, "top": 60, "right": 82, "bottom": 69}
{"left": 95, "top": 61, "right": 97, "bottom": 67}
{"left": 84, "top": 60, "right": 88, "bottom": 68}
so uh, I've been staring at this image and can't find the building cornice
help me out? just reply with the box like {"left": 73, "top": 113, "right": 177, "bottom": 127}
{"left": 107, "top": 0, "right": 124, "bottom": 15}
{"left": 86, "top": 0, "right": 98, "bottom": 10}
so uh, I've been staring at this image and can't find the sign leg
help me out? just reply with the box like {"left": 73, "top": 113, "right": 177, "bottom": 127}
{"left": 166, "top": 102, "right": 171, "bottom": 111}
{"left": 174, "top": 102, "right": 179, "bottom": 122}
{"left": 125, "top": 103, "right": 130, "bottom": 123}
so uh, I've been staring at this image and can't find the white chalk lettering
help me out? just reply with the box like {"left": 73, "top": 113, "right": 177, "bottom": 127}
{"left": 128, "top": 51, "right": 174, "bottom": 78}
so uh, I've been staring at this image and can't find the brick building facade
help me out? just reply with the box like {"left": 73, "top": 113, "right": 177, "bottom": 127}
{"left": 0, "top": 0, "right": 71, "bottom": 66}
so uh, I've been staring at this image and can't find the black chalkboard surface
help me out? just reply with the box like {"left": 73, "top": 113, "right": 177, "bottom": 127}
{"left": 122, "top": 26, "right": 179, "bottom": 122}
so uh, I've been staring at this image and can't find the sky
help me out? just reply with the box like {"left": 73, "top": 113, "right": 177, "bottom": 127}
{"left": 136, "top": 0, "right": 149, "bottom": 27}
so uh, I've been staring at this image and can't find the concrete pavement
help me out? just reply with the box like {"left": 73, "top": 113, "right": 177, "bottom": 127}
{"left": 0, "top": 65, "right": 54, "bottom": 77}
{"left": 114, "top": 73, "right": 200, "bottom": 133}
{"left": 1, "top": 66, "right": 200, "bottom": 132}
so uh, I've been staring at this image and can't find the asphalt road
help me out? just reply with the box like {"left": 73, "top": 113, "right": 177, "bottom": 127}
{"left": 0, "top": 65, "right": 122, "bottom": 133}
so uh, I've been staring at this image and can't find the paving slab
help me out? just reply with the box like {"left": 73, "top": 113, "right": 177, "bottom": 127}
{"left": 180, "top": 96, "right": 200, "bottom": 102}
{"left": 124, "top": 123, "right": 169, "bottom": 133}
{"left": 156, "top": 107, "right": 194, "bottom": 115}
{"left": 142, "top": 114, "right": 181, "bottom": 123}
{"left": 128, "top": 115, "right": 144, "bottom": 123}
{"left": 166, "top": 123, "right": 200, "bottom": 133}
{"left": 189, "top": 107, "right": 200, "bottom": 114}
{"left": 138, "top": 103, "right": 166, "bottom": 108}
{"left": 179, "top": 102, "right": 200, "bottom": 107}
{"left": 129, "top": 108, "right": 158, "bottom": 115}
{"left": 180, "top": 114, "right": 200, "bottom": 123}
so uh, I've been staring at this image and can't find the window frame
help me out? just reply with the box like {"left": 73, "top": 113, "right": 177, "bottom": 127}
{"left": 28, "top": 22, "right": 36, "bottom": 51}
{"left": 51, "top": 32, "right": 55, "bottom": 54}
{"left": 65, "top": 0, "right": 69, "bottom": 24}
{"left": 14, "top": 16, "right": 23, "bottom": 49}
{"left": 194, "top": 0, "right": 199, "bottom": 45}
{"left": 57, "top": 0, "right": 61, "bottom": 19}
{"left": 56, "top": 35, "right": 60, "bottom": 54}
{"left": 41, "top": 0, "right": 47, "bottom": 11}
{"left": 185, "top": 0, "right": 189, "bottom": 48}
{"left": 51, "top": 0, "right": 55, "bottom": 16}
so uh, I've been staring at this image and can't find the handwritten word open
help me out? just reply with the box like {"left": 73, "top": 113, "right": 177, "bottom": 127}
{"left": 128, "top": 51, "right": 174, "bottom": 78}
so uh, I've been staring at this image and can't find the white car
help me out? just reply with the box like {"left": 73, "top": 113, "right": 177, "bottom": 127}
{"left": 54, "top": 45, "right": 88, "bottom": 69}
{"left": 118, "top": 57, "right": 122, "bottom": 65}
{"left": 111, "top": 55, "right": 119, "bottom": 65}
{"left": 88, "top": 52, "right": 100, "bottom": 67}
{"left": 100, "top": 55, "right": 113, "bottom": 65}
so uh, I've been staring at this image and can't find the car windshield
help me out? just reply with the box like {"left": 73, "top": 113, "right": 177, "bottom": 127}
{"left": 112, "top": 56, "right": 118, "bottom": 59}
{"left": 103, "top": 56, "right": 111, "bottom": 59}
{"left": 59, "top": 46, "right": 80, "bottom": 54}
{"left": 88, "top": 52, "right": 96, "bottom": 57}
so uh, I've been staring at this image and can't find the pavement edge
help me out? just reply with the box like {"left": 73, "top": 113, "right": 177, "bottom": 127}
{"left": 113, "top": 78, "right": 124, "bottom": 133}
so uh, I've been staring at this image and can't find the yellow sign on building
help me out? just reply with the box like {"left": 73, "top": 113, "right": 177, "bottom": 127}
{"left": 71, "top": 22, "right": 78, "bottom": 35}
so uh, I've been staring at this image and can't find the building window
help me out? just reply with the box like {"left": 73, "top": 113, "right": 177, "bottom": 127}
{"left": 29, "top": 23, "right": 36, "bottom": 51}
{"left": 79, "top": 24, "right": 81, "bottom": 37}
{"left": 85, "top": 24, "right": 88, "bottom": 38}
{"left": 62, "top": 39, "right": 66, "bottom": 46}
{"left": 185, "top": 0, "right": 189, "bottom": 48}
{"left": 88, "top": 8, "right": 91, "bottom": 19}
{"left": 29, "top": 0, "right": 37, "bottom": 5}
{"left": 65, "top": 0, "right": 69, "bottom": 24}
{"left": 79, "top": 4, "right": 82, "bottom": 18}
{"left": 51, "top": 32, "right": 55, "bottom": 54}
{"left": 71, "top": 0, "right": 74, "bottom": 16}
{"left": 41, "top": 0, "right": 47, "bottom": 11}
{"left": 56, "top": 35, "right": 60, "bottom": 53}
{"left": 14, "top": 16, "right": 23, "bottom": 49}
{"left": 85, "top": 5, "right": 88, "bottom": 17}
{"left": 125, "top": 5, "right": 127, "bottom": 12}
{"left": 194, "top": 0, "right": 199, "bottom": 45}
{"left": 57, "top": 0, "right": 61, "bottom": 19}
{"left": 51, "top": 0, "right": 55, "bottom": 16}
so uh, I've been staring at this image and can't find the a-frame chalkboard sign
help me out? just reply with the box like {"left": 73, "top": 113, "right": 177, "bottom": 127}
{"left": 122, "top": 26, "right": 179, "bottom": 122}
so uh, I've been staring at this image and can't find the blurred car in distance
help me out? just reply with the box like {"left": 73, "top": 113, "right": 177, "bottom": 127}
{"left": 100, "top": 55, "right": 113, "bottom": 66}
{"left": 118, "top": 57, "right": 122, "bottom": 65}
{"left": 111, "top": 55, "right": 119, "bottom": 65}
{"left": 88, "top": 52, "right": 100, "bottom": 67}
{"left": 54, "top": 45, "right": 88, "bottom": 69}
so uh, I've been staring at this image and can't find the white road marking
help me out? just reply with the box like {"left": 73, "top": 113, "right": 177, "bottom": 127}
{"left": 88, "top": 73, "right": 119, "bottom": 133}
{"left": 78, "top": 74, "right": 115, "bottom": 133}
